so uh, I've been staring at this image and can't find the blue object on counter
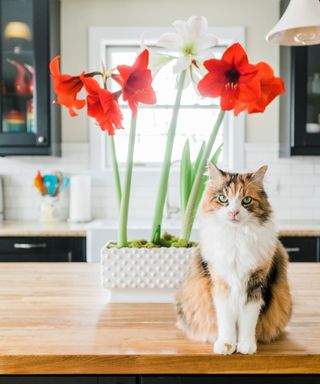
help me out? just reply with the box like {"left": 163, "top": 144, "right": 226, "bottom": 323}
{"left": 43, "top": 175, "right": 58, "bottom": 197}
{"left": 60, "top": 176, "right": 70, "bottom": 193}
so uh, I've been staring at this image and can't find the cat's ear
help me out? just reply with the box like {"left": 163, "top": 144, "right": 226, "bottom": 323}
{"left": 208, "top": 162, "right": 225, "bottom": 182}
{"left": 251, "top": 165, "right": 268, "bottom": 183}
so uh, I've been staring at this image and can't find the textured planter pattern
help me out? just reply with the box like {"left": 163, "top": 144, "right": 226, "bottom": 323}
{"left": 101, "top": 246, "right": 195, "bottom": 290}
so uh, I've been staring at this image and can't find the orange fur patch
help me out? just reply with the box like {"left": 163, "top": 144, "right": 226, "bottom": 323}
{"left": 176, "top": 240, "right": 291, "bottom": 344}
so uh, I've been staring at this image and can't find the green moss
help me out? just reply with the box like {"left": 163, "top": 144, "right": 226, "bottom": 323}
{"left": 106, "top": 232, "right": 197, "bottom": 249}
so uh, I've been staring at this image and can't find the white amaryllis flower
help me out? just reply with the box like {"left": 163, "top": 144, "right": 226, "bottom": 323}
{"left": 156, "top": 16, "right": 218, "bottom": 79}
{"left": 139, "top": 36, "right": 174, "bottom": 77}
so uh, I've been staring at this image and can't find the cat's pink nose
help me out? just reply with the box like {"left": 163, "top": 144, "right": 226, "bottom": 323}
{"left": 229, "top": 210, "right": 239, "bottom": 219}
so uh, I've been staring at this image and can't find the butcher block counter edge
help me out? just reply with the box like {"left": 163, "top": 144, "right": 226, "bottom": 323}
{"left": 0, "top": 354, "right": 319, "bottom": 375}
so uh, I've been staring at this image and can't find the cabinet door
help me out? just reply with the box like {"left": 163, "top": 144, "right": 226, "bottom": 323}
{"left": 0, "top": 237, "right": 86, "bottom": 262}
{"left": 279, "top": 237, "right": 317, "bottom": 262}
{"left": 99, "top": 377, "right": 137, "bottom": 384}
{"left": 279, "top": 0, "right": 320, "bottom": 156}
{"left": 182, "top": 375, "right": 320, "bottom": 384}
{"left": 0, "top": 377, "right": 97, "bottom": 384}
{"left": 141, "top": 377, "right": 181, "bottom": 384}
{"left": 292, "top": 45, "right": 320, "bottom": 153}
{"left": 0, "top": 0, "right": 60, "bottom": 155}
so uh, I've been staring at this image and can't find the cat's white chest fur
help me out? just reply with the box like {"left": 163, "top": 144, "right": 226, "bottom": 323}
{"left": 200, "top": 213, "right": 277, "bottom": 292}
{"left": 200, "top": 213, "right": 278, "bottom": 354}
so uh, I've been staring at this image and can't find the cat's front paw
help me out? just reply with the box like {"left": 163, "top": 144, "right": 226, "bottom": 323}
{"left": 213, "top": 339, "right": 236, "bottom": 355}
{"left": 237, "top": 339, "right": 257, "bottom": 354}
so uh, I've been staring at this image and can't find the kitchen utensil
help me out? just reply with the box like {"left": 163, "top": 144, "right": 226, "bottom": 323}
{"left": 34, "top": 170, "right": 44, "bottom": 195}
{"left": 43, "top": 175, "right": 58, "bottom": 197}
{"left": 59, "top": 176, "right": 70, "bottom": 193}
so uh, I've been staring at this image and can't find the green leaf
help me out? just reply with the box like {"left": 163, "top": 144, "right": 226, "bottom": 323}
{"left": 191, "top": 141, "right": 206, "bottom": 186}
{"left": 180, "top": 140, "right": 192, "bottom": 214}
{"left": 210, "top": 143, "right": 223, "bottom": 165}
{"left": 194, "top": 175, "right": 207, "bottom": 215}
{"left": 193, "top": 144, "right": 223, "bottom": 216}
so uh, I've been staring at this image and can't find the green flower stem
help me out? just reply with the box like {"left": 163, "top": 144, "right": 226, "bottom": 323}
{"left": 117, "top": 112, "right": 138, "bottom": 248}
{"left": 181, "top": 110, "right": 226, "bottom": 241}
{"left": 102, "top": 79, "right": 122, "bottom": 211}
{"left": 150, "top": 70, "right": 186, "bottom": 244}
{"left": 109, "top": 135, "right": 122, "bottom": 210}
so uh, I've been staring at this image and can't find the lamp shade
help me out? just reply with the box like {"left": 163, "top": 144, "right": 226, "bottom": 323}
{"left": 4, "top": 21, "right": 32, "bottom": 41}
{"left": 266, "top": 0, "right": 320, "bottom": 46}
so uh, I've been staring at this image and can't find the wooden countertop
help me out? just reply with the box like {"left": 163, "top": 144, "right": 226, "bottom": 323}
{"left": 0, "top": 263, "right": 319, "bottom": 374}
{"left": 0, "top": 220, "right": 87, "bottom": 237}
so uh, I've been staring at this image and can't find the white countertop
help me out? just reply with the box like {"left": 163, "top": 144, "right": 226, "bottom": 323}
{"left": 0, "top": 219, "right": 320, "bottom": 238}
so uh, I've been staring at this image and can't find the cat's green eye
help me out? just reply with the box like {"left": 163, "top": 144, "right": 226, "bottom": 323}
{"left": 242, "top": 196, "right": 253, "bottom": 205}
{"left": 218, "top": 194, "right": 228, "bottom": 203}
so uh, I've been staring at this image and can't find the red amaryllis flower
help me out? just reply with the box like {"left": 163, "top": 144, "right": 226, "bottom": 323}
{"left": 80, "top": 74, "right": 123, "bottom": 135}
{"left": 234, "top": 62, "right": 285, "bottom": 116}
{"left": 198, "top": 43, "right": 260, "bottom": 112}
{"left": 113, "top": 49, "right": 156, "bottom": 114}
{"left": 49, "top": 56, "right": 85, "bottom": 117}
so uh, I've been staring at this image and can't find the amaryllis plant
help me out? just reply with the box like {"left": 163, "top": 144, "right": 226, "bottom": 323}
{"left": 180, "top": 42, "right": 285, "bottom": 241}
{"left": 50, "top": 50, "right": 156, "bottom": 247}
{"left": 149, "top": 15, "right": 218, "bottom": 244}
{"left": 50, "top": 16, "right": 284, "bottom": 248}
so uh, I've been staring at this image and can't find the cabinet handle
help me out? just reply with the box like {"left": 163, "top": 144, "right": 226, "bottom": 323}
{"left": 14, "top": 243, "right": 47, "bottom": 249}
{"left": 285, "top": 247, "right": 300, "bottom": 253}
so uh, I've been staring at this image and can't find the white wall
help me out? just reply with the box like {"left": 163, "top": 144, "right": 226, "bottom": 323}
{"left": 8, "top": 1, "right": 315, "bottom": 224}
{"left": 60, "top": 0, "right": 281, "bottom": 143}
{"left": 2, "top": 143, "right": 320, "bottom": 222}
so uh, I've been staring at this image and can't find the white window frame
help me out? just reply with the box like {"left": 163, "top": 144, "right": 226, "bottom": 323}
{"left": 88, "top": 26, "right": 245, "bottom": 172}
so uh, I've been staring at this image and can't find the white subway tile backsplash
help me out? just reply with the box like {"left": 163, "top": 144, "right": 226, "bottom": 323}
{"left": 0, "top": 142, "right": 320, "bottom": 222}
{"left": 245, "top": 144, "right": 320, "bottom": 221}
{"left": 279, "top": 185, "right": 315, "bottom": 197}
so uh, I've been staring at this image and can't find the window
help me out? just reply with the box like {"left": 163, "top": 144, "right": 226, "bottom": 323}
{"left": 88, "top": 27, "right": 245, "bottom": 171}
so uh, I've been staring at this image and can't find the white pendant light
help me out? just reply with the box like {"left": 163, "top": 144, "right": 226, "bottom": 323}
{"left": 266, "top": 0, "right": 320, "bottom": 46}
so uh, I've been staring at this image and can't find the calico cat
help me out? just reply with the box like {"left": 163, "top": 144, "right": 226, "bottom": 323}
{"left": 176, "top": 163, "right": 292, "bottom": 355}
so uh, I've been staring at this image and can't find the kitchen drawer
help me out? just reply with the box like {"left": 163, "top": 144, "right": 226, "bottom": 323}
{"left": 181, "top": 375, "right": 320, "bottom": 384}
{"left": 141, "top": 377, "right": 181, "bottom": 384}
{"left": 0, "top": 377, "right": 97, "bottom": 384}
{"left": 0, "top": 237, "right": 86, "bottom": 262}
{"left": 99, "top": 377, "right": 137, "bottom": 384}
{"left": 279, "top": 237, "right": 318, "bottom": 262}
{"left": 142, "top": 376, "right": 320, "bottom": 384}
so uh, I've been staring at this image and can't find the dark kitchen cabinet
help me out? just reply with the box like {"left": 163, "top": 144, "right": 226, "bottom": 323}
{"left": 280, "top": 236, "right": 318, "bottom": 262}
{"left": 0, "top": 378, "right": 97, "bottom": 384}
{"left": 144, "top": 376, "right": 320, "bottom": 384}
{"left": 279, "top": 0, "right": 320, "bottom": 156}
{"left": 0, "top": 0, "right": 61, "bottom": 156}
{"left": 0, "top": 236, "right": 86, "bottom": 261}
{"left": 0, "top": 376, "right": 319, "bottom": 384}
{"left": 98, "top": 377, "right": 137, "bottom": 384}
{"left": 141, "top": 377, "right": 180, "bottom": 384}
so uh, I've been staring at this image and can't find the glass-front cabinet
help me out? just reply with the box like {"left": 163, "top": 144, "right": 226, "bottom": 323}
{"left": 279, "top": 0, "right": 320, "bottom": 156}
{"left": 0, "top": 0, "right": 60, "bottom": 156}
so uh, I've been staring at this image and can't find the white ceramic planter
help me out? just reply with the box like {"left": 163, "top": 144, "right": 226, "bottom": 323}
{"left": 101, "top": 246, "right": 195, "bottom": 303}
